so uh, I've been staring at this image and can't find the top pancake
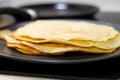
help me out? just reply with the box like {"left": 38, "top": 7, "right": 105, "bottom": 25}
{"left": 14, "top": 20, "right": 119, "bottom": 42}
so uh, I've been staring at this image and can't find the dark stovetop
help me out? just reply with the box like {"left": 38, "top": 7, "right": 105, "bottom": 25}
{"left": 0, "top": 12, "right": 120, "bottom": 80}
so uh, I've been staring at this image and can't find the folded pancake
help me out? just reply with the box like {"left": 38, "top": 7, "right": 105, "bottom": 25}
{"left": 14, "top": 20, "right": 119, "bottom": 42}
{"left": 7, "top": 42, "right": 42, "bottom": 55}
{"left": 13, "top": 20, "right": 120, "bottom": 49}
{"left": 14, "top": 32, "right": 120, "bottom": 50}
{"left": 0, "top": 30, "right": 116, "bottom": 55}
{"left": 0, "top": 20, "right": 120, "bottom": 55}
{"left": 22, "top": 42, "right": 116, "bottom": 54}
{"left": 16, "top": 48, "right": 38, "bottom": 54}
{"left": 5, "top": 36, "right": 117, "bottom": 54}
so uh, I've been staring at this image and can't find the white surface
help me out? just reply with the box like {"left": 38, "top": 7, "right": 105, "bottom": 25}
{"left": 8, "top": 0, "right": 120, "bottom": 12}
{"left": 0, "top": 74, "right": 58, "bottom": 80}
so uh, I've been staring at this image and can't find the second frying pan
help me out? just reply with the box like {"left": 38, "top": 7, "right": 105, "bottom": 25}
{"left": 21, "top": 3, "right": 99, "bottom": 19}
{"left": 0, "top": 3, "right": 99, "bottom": 20}
{"left": 0, "top": 3, "right": 99, "bottom": 28}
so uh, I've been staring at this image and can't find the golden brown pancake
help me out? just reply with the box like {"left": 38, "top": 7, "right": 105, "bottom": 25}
{"left": 14, "top": 20, "right": 119, "bottom": 42}
{"left": 7, "top": 42, "right": 40, "bottom": 54}
{"left": 14, "top": 32, "right": 120, "bottom": 49}
{"left": 0, "top": 30, "right": 116, "bottom": 54}
{"left": 0, "top": 20, "right": 120, "bottom": 55}
{"left": 16, "top": 48, "right": 38, "bottom": 55}
{"left": 22, "top": 42, "right": 116, "bottom": 54}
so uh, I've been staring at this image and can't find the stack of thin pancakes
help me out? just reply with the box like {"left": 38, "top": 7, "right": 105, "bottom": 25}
{"left": 0, "top": 20, "right": 120, "bottom": 55}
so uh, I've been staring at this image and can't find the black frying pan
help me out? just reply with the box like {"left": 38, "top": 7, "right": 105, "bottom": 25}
{"left": 0, "top": 3, "right": 99, "bottom": 22}
{"left": 21, "top": 3, "right": 99, "bottom": 19}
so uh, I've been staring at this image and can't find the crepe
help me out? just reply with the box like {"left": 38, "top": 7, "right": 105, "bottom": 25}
{"left": 0, "top": 29, "right": 116, "bottom": 55}
{"left": 7, "top": 42, "right": 42, "bottom": 55}
{"left": 13, "top": 31, "right": 120, "bottom": 49}
{"left": 0, "top": 20, "right": 120, "bottom": 55}
{"left": 14, "top": 20, "right": 119, "bottom": 42}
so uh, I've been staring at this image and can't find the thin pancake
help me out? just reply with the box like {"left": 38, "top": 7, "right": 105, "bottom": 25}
{"left": 14, "top": 20, "right": 119, "bottom": 42}
{"left": 0, "top": 30, "right": 116, "bottom": 54}
{"left": 7, "top": 42, "right": 40, "bottom": 54}
{"left": 15, "top": 33, "right": 120, "bottom": 49}
{"left": 16, "top": 48, "right": 38, "bottom": 54}
{"left": 22, "top": 42, "right": 116, "bottom": 54}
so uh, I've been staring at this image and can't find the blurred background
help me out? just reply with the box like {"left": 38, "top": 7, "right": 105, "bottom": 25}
{"left": 0, "top": 0, "right": 120, "bottom": 28}
{"left": 5, "top": 0, "right": 120, "bottom": 12}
